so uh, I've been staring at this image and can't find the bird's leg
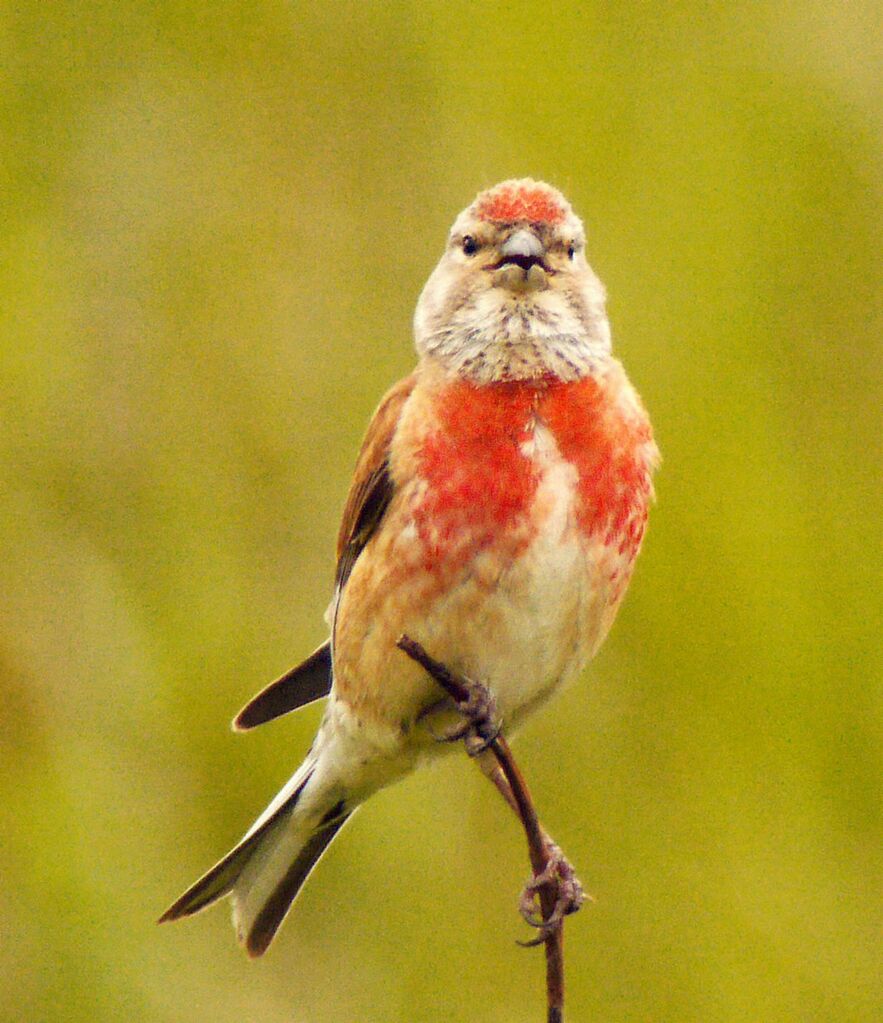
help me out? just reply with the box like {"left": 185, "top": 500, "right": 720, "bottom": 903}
{"left": 402, "top": 637, "right": 501, "bottom": 753}
{"left": 476, "top": 751, "right": 586, "bottom": 943}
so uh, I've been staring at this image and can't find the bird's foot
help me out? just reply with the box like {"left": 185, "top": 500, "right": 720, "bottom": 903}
{"left": 435, "top": 677, "right": 501, "bottom": 756}
{"left": 518, "top": 841, "right": 586, "bottom": 946}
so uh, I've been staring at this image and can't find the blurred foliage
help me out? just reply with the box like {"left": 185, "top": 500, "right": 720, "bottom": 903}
{"left": 1, "top": 2, "right": 880, "bottom": 1021}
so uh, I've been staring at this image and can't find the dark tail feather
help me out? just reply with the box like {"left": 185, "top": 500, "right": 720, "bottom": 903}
{"left": 158, "top": 829, "right": 264, "bottom": 922}
{"left": 243, "top": 813, "right": 351, "bottom": 957}
{"left": 158, "top": 761, "right": 316, "bottom": 925}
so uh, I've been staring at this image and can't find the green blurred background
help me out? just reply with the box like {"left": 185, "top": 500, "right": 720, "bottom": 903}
{"left": 1, "top": 3, "right": 880, "bottom": 1020}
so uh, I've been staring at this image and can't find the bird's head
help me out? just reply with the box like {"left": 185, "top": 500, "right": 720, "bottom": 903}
{"left": 414, "top": 179, "right": 611, "bottom": 383}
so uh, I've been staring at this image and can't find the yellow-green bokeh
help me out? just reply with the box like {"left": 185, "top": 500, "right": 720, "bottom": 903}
{"left": 1, "top": 3, "right": 879, "bottom": 1020}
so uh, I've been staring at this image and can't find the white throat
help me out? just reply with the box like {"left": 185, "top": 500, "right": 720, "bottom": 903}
{"left": 415, "top": 284, "right": 612, "bottom": 384}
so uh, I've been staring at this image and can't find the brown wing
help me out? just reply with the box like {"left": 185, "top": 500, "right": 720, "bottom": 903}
{"left": 334, "top": 372, "right": 417, "bottom": 591}
{"left": 231, "top": 373, "right": 416, "bottom": 731}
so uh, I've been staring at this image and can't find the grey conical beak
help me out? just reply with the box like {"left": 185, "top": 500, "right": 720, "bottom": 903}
{"left": 501, "top": 228, "right": 545, "bottom": 260}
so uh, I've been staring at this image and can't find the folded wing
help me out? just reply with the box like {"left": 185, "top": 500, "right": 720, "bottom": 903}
{"left": 233, "top": 641, "right": 333, "bottom": 730}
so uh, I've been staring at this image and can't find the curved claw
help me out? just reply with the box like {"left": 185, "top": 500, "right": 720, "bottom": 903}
{"left": 463, "top": 723, "right": 501, "bottom": 757}
{"left": 429, "top": 677, "right": 501, "bottom": 755}
{"left": 517, "top": 842, "right": 586, "bottom": 946}
{"left": 518, "top": 888, "right": 569, "bottom": 946}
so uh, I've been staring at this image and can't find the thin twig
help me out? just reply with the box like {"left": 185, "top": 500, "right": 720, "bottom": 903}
{"left": 397, "top": 635, "right": 566, "bottom": 1023}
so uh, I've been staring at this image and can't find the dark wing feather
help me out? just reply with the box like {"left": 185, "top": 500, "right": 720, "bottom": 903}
{"left": 333, "top": 372, "right": 417, "bottom": 589}
{"left": 233, "top": 641, "right": 332, "bottom": 731}
{"left": 334, "top": 461, "right": 395, "bottom": 592}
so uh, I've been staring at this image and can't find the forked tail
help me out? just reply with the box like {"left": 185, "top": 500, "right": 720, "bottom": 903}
{"left": 159, "top": 754, "right": 351, "bottom": 956}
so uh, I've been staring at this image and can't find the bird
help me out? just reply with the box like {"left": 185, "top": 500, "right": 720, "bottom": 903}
{"left": 159, "top": 178, "right": 659, "bottom": 957}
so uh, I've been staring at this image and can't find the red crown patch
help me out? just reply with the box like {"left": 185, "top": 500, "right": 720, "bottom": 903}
{"left": 475, "top": 182, "right": 567, "bottom": 225}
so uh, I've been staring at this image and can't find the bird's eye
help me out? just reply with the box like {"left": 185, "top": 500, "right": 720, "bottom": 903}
{"left": 567, "top": 243, "right": 576, "bottom": 260}
{"left": 462, "top": 235, "right": 478, "bottom": 256}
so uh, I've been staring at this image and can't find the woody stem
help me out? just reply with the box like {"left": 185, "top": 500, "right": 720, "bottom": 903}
{"left": 396, "top": 634, "right": 566, "bottom": 1023}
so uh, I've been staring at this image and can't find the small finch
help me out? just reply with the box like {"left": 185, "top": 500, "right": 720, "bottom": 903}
{"left": 160, "top": 179, "right": 659, "bottom": 955}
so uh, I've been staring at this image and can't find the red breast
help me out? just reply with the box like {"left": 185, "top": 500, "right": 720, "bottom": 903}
{"left": 410, "top": 369, "right": 656, "bottom": 573}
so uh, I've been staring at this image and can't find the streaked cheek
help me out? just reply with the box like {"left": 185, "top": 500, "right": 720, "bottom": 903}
{"left": 564, "top": 279, "right": 598, "bottom": 324}
{"left": 441, "top": 273, "right": 480, "bottom": 322}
